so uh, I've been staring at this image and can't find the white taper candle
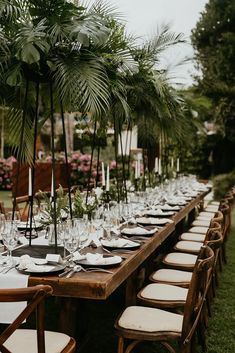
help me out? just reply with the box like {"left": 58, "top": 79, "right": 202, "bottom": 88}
{"left": 177, "top": 158, "right": 180, "bottom": 172}
{"left": 28, "top": 168, "right": 32, "bottom": 196}
{"left": 106, "top": 165, "right": 110, "bottom": 191}
{"left": 101, "top": 162, "right": 105, "bottom": 187}
{"left": 158, "top": 158, "right": 162, "bottom": 176}
{"left": 51, "top": 170, "right": 54, "bottom": 197}
{"left": 154, "top": 157, "right": 158, "bottom": 173}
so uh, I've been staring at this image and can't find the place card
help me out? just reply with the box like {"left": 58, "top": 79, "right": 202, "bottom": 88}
{"left": 46, "top": 254, "right": 63, "bottom": 264}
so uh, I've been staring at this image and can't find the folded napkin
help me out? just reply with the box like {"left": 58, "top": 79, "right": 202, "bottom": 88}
{"left": 101, "top": 238, "right": 138, "bottom": 248}
{"left": 143, "top": 209, "right": 171, "bottom": 217}
{"left": 18, "top": 255, "right": 55, "bottom": 272}
{"left": 0, "top": 268, "right": 29, "bottom": 324}
{"left": 156, "top": 204, "right": 180, "bottom": 211}
{"left": 121, "top": 226, "right": 158, "bottom": 235}
{"left": 137, "top": 217, "right": 174, "bottom": 225}
{"left": 85, "top": 253, "right": 121, "bottom": 265}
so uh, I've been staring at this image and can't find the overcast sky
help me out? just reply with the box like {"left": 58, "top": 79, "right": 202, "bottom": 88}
{"left": 87, "top": 0, "right": 208, "bottom": 87}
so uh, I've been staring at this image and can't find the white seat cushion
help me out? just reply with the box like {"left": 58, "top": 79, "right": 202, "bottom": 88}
{"left": 196, "top": 215, "right": 213, "bottom": 221}
{"left": 140, "top": 283, "right": 188, "bottom": 301}
{"left": 205, "top": 206, "right": 219, "bottom": 212}
{"left": 188, "top": 226, "right": 208, "bottom": 234}
{"left": 118, "top": 306, "right": 183, "bottom": 333}
{"left": 199, "top": 211, "right": 215, "bottom": 218}
{"left": 179, "top": 233, "right": 206, "bottom": 242}
{"left": 210, "top": 201, "right": 220, "bottom": 206}
{"left": 151, "top": 269, "right": 192, "bottom": 283}
{"left": 4, "top": 329, "right": 71, "bottom": 353}
{"left": 175, "top": 241, "right": 203, "bottom": 252}
{"left": 164, "top": 253, "right": 197, "bottom": 266}
{"left": 191, "top": 219, "right": 211, "bottom": 227}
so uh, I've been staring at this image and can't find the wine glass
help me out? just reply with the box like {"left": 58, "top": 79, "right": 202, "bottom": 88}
{"left": 64, "top": 231, "right": 79, "bottom": 268}
{"left": 58, "top": 221, "right": 72, "bottom": 260}
{"left": 2, "top": 222, "right": 19, "bottom": 266}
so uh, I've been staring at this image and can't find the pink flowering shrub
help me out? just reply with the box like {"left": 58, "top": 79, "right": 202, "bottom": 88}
{"left": 2, "top": 153, "right": 116, "bottom": 189}
{"left": 0, "top": 157, "right": 16, "bottom": 190}
{"left": 69, "top": 152, "right": 97, "bottom": 186}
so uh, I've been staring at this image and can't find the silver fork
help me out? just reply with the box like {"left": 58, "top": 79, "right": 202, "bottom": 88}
{"left": 65, "top": 265, "right": 113, "bottom": 277}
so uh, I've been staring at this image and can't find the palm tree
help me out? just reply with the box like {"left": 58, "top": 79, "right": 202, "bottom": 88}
{"left": 0, "top": 0, "right": 111, "bottom": 162}
{"left": 125, "top": 25, "right": 190, "bottom": 173}
{"left": 0, "top": 0, "right": 115, "bottom": 244}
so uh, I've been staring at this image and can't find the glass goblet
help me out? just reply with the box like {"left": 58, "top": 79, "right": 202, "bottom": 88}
{"left": 2, "top": 225, "right": 19, "bottom": 266}
{"left": 64, "top": 232, "right": 79, "bottom": 268}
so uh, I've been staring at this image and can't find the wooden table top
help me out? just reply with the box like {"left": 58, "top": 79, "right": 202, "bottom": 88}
{"left": 26, "top": 191, "right": 207, "bottom": 300}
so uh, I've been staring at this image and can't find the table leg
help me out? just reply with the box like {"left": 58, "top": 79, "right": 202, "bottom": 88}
{"left": 58, "top": 297, "right": 78, "bottom": 336}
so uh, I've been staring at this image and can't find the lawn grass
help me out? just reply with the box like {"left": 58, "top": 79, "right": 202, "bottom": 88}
{"left": 0, "top": 190, "right": 12, "bottom": 208}
{"left": 206, "top": 208, "right": 235, "bottom": 353}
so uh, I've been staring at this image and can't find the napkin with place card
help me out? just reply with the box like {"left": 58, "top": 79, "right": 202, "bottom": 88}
{"left": 18, "top": 254, "right": 63, "bottom": 272}
{"left": 121, "top": 226, "right": 158, "bottom": 236}
{"left": 85, "top": 253, "right": 121, "bottom": 265}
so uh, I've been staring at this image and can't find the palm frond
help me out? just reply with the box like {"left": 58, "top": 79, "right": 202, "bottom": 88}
{"left": 0, "top": 0, "right": 22, "bottom": 20}
{"left": 53, "top": 50, "right": 110, "bottom": 116}
{"left": 7, "top": 107, "right": 34, "bottom": 163}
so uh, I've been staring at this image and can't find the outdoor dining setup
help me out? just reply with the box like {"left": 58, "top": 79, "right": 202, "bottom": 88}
{"left": 0, "top": 172, "right": 234, "bottom": 353}
{"left": 0, "top": 0, "right": 235, "bottom": 352}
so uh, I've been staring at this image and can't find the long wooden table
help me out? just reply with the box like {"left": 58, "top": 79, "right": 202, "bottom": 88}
{"left": 27, "top": 191, "right": 207, "bottom": 300}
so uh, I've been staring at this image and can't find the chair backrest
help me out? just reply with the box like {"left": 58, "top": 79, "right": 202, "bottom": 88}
{"left": 204, "top": 220, "right": 221, "bottom": 243}
{"left": 0, "top": 285, "right": 53, "bottom": 353}
{"left": 219, "top": 201, "right": 231, "bottom": 238}
{"left": 181, "top": 246, "right": 214, "bottom": 346}
{"left": 212, "top": 210, "right": 223, "bottom": 225}
{"left": 13, "top": 195, "right": 30, "bottom": 221}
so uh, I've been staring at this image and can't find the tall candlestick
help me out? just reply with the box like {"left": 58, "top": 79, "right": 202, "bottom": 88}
{"left": 106, "top": 165, "right": 110, "bottom": 191}
{"left": 154, "top": 157, "right": 158, "bottom": 173}
{"left": 101, "top": 162, "right": 105, "bottom": 187}
{"left": 135, "top": 161, "right": 138, "bottom": 179}
{"left": 28, "top": 168, "right": 32, "bottom": 196}
{"left": 176, "top": 158, "right": 180, "bottom": 172}
{"left": 51, "top": 170, "right": 54, "bottom": 197}
{"left": 158, "top": 158, "right": 162, "bottom": 176}
{"left": 171, "top": 157, "right": 174, "bottom": 169}
{"left": 137, "top": 159, "right": 141, "bottom": 178}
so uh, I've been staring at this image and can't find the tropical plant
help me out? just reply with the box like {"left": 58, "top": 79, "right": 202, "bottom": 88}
{"left": 0, "top": 0, "right": 112, "bottom": 163}
{"left": 125, "top": 25, "right": 190, "bottom": 172}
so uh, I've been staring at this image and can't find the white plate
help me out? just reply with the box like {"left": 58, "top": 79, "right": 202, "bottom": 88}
{"left": 155, "top": 204, "right": 181, "bottom": 211}
{"left": 144, "top": 210, "right": 175, "bottom": 217}
{"left": 121, "top": 226, "right": 158, "bottom": 236}
{"left": 15, "top": 263, "right": 66, "bottom": 276}
{"left": 137, "top": 217, "right": 174, "bottom": 225}
{"left": 17, "top": 222, "right": 43, "bottom": 230}
{"left": 76, "top": 254, "right": 122, "bottom": 268}
{"left": 101, "top": 238, "right": 140, "bottom": 249}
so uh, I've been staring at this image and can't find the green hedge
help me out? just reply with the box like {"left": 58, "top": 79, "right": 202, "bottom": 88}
{"left": 213, "top": 170, "right": 235, "bottom": 200}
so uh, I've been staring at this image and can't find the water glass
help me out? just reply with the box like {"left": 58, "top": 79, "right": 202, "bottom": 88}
{"left": 2, "top": 223, "right": 19, "bottom": 266}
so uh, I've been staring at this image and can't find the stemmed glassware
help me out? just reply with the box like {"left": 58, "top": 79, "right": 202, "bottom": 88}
{"left": 64, "top": 230, "right": 80, "bottom": 268}
{"left": 1, "top": 221, "right": 19, "bottom": 266}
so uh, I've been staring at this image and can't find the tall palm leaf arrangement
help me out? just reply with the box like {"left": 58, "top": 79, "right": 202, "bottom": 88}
{"left": 81, "top": 1, "right": 138, "bottom": 199}
{"left": 0, "top": 0, "right": 113, "bottom": 246}
{"left": 125, "top": 25, "right": 189, "bottom": 173}
{"left": 0, "top": 0, "right": 111, "bottom": 162}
